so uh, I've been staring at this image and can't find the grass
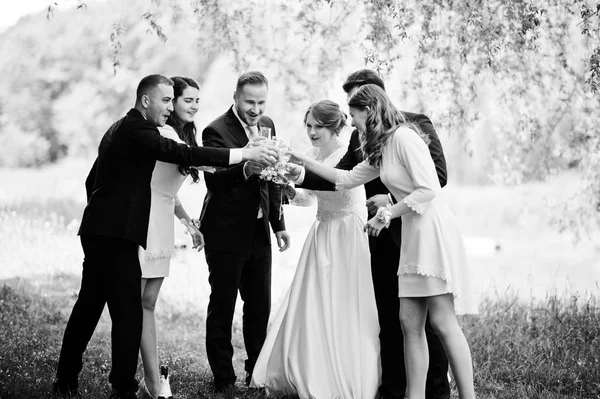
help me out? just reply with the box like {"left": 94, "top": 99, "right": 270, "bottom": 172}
{"left": 1, "top": 275, "right": 598, "bottom": 398}
{"left": 1, "top": 160, "right": 600, "bottom": 398}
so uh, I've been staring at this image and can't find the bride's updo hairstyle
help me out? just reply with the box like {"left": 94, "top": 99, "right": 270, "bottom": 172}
{"left": 348, "top": 84, "right": 428, "bottom": 167}
{"left": 303, "top": 100, "right": 348, "bottom": 136}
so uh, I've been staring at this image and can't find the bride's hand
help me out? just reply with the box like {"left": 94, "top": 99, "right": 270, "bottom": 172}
{"left": 288, "top": 149, "right": 307, "bottom": 165}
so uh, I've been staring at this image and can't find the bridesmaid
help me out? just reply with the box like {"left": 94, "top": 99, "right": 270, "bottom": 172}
{"left": 138, "top": 76, "right": 206, "bottom": 398}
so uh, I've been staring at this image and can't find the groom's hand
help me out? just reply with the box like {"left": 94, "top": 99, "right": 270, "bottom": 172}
{"left": 244, "top": 161, "right": 264, "bottom": 178}
{"left": 284, "top": 163, "right": 303, "bottom": 182}
{"left": 241, "top": 145, "right": 278, "bottom": 167}
{"left": 366, "top": 194, "right": 392, "bottom": 216}
{"left": 275, "top": 230, "right": 291, "bottom": 252}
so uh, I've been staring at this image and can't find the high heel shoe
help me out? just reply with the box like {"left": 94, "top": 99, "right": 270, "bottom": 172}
{"left": 157, "top": 366, "right": 173, "bottom": 399}
{"left": 139, "top": 378, "right": 156, "bottom": 399}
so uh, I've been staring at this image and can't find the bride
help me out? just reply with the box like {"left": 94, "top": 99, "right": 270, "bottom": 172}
{"left": 250, "top": 100, "right": 381, "bottom": 399}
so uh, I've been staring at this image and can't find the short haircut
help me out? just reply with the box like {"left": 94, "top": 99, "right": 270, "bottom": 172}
{"left": 136, "top": 74, "right": 174, "bottom": 100}
{"left": 342, "top": 69, "right": 385, "bottom": 93}
{"left": 235, "top": 71, "right": 269, "bottom": 93}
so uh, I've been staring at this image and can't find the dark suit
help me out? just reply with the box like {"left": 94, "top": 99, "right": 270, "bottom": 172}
{"left": 300, "top": 112, "right": 451, "bottom": 399}
{"left": 200, "top": 107, "right": 286, "bottom": 389}
{"left": 56, "top": 109, "right": 232, "bottom": 393}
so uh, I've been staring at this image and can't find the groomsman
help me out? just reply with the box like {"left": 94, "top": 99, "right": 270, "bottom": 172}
{"left": 52, "top": 74, "right": 276, "bottom": 399}
{"left": 199, "top": 71, "right": 291, "bottom": 395}
{"left": 293, "top": 69, "right": 451, "bottom": 399}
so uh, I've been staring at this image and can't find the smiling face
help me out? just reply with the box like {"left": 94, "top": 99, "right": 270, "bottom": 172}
{"left": 172, "top": 85, "right": 199, "bottom": 125}
{"left": 233, "top": 83, "right": 268, "bottom": 126}
{"left": 143, "top": 83, "right": 174, "bottom": 127}
{"left": 349, "top": 106, "right": 369, "bottom": 134}
{"left": 305, "top": 110, "right": 336, "bottom": 148}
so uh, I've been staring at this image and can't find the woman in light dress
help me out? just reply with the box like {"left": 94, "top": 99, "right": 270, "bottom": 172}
{"left": 289, "top": 85, "right": 478, "bottom": 399}
{"left": 251, "top": 100, "right": 381, "bottom": 398}
{"left": 138, "top": 76, "right": 206, "bottom": 398}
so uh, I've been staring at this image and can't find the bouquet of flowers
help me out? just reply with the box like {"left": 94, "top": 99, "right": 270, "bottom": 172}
{"left": 255, "top": 128, "right": 294, "bottom": 218}
{"left": 256, "top": 128, "right": 292, "bottom": 186}
{"left": 258, "top": 160, "right": 290, "bottom": 185}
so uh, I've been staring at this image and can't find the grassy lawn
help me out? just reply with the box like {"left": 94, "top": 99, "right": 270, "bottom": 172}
{"left": 0, "top": 159, "right": 599, "bottom": 398}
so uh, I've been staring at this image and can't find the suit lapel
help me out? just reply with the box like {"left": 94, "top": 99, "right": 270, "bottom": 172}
{"left": 224, "top": 106, "right": 249, "bottom": 148}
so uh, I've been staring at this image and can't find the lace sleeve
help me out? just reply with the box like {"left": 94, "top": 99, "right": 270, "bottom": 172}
{"left": 334, "top": 160, "right": 379, "bottom": 190}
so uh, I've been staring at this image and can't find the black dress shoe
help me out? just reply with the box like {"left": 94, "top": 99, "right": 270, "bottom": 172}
{"left": 212, "top": 384, "right": 241, "bottom": 399}
{"left": 52, "top": 381, "right": 81, "bottom": 399}
{"left": 214, "top": 383, "right": 236, "bottom": 393}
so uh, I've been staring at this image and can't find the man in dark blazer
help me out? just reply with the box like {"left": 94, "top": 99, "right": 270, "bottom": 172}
{"left": 294, "top": 70, "right": 451, "bottom": 399}
{"left": 52, "top": 74, "right": 277, "bottom": 399}
{"left": 199, "top": 71, "right": 291, "bottom": 394}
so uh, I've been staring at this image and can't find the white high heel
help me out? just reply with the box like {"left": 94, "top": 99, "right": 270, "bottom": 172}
{"left": 157, "top": 366, "right": 173, "bottom": 399}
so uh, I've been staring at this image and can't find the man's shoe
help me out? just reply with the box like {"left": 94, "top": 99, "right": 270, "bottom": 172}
{"left": 107, "top": 389, "right": 137, "bottom": 399}
{"left": 213, "top": 384, "right": 240, "bottom": 399}
{"left": 214, "top": 383, "right": 235, "bottom": 393}
{"left": 52, "top": 381, "right": 82, "bottom": 398}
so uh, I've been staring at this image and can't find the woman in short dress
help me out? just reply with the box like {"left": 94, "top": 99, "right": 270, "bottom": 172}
{"left": 138, "top": 76, "right": 207, "bottom": 398}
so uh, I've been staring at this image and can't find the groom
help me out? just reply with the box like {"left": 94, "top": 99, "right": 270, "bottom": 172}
{"left": 292, "top": 69, "right": 451, "bottom": 399}
{"left": 199, "top": 71, "right": 291, "bottom": 394}
{"left": 53, "top": 74, "right": 277, "bottom": 399}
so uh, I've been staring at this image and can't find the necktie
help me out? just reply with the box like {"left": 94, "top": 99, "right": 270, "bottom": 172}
{"left": 247, "top": 125, "right": 259, "bottom": 140}
{"left": 246, "top": 124, "right": 264, "bottom": 219}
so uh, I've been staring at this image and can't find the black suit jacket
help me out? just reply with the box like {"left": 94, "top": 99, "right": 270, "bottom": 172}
{"left": 199, "top": 107, "right": 286, "bottom": 253}
{"left": 300, "top": 111, "right": 447, "bottom": 246}
{"left": 79, "top": 108, "right": 231, "bottom": 248}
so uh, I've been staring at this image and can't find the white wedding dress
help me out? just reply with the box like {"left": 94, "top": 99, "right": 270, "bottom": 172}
{"left": 251, "top": 147, "right": 381, "bottom": 399}
{"left": 139, "top": 125, "right": 187, "bottom": 277}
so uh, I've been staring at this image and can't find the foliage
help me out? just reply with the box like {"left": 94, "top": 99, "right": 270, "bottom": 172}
{"left": 2, "top": 0, "right": 599, "bottom": 236}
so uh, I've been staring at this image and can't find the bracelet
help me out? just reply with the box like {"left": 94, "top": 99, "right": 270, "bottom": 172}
{"left": 375, "top": 206, "right": 392, "bottom": 226}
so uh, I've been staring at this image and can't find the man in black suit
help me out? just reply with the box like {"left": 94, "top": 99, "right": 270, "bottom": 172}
{"left": 291, "top": 70, "right": 451, "bottom": 399}
{"left": 199, "top": 71, "right": 291, "bottom": 394}
{"left": 52, "top": 74, "right": 277, "bottom": 399}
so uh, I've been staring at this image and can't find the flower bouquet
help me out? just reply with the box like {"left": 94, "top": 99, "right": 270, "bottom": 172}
{"left": 256, "top": 129, "right": 294, "bottom": 218}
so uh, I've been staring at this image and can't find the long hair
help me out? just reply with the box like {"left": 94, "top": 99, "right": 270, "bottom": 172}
{"left": 303, "top": 100, "right": 347, "bottom": 136}
{"left": 348, "top": 84, "right": 429, "bottom": 167}
{"left": 166, "top": 76, "right": 200, "bottom": 183}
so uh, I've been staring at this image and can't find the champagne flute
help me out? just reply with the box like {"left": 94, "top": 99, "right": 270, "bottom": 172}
{"left": 259, "top": 127, "right": 272, "bottom": 140}
{"left": 277, "top": 139, "right": 291, "bottom": 163}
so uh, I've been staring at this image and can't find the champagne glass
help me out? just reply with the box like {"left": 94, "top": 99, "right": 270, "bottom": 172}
{"left": 259, "top": 127, "right": 272, "bottom": 140}
{"left": 277, "top": 139, "right": 291, "bottom": 163}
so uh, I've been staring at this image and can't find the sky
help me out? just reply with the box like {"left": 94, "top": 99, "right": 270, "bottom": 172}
{"left": 0, "top": 0, "right": 107, "bottom": 33}
{"left": 0, "top": 0, "right": 51, "bottom": 32}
